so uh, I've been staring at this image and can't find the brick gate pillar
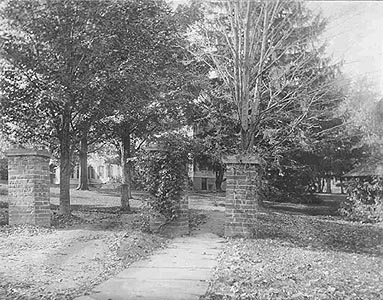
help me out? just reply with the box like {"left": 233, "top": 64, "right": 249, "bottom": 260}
{"left": 7, "top": 149, "right": 51, "bottom": 226}
{"left": 223, "top": 155, "right": 261, "bottom": 237}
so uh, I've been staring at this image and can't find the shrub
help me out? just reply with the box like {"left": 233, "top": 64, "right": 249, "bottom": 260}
{"left": 109, "top": 175, "right": 121, "bottom": 183}
{"left": 340, "top": 178, "right": 383, "bottom": 223}
{"left": 137, "top": 133, "right": 192, "bottom": 222}
{"left": 263, "top": 164, "right": 321, "bottom": 204}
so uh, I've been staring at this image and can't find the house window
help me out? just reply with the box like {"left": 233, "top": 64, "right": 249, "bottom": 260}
{"left": 98, "top": 166, "right": 104, "bottom": 179}
{"left": 88, "top": 166, "right": 95, "bottom": 179}
{"left": 107, "top": 165, "right": 112, "bottom": 177}
{"left": 201, "top": 178, "right": 207, "bottom": 190}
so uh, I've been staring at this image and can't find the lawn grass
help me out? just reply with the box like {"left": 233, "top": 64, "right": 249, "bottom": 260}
{"left": 204, "top": 238, "right": 382, "bottom": 300}
{"left": 202, "top": 208, "right": 383, "bottom": 300}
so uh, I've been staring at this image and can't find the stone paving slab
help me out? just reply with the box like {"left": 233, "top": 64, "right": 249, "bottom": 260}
{"left": 75, "top": 233, "right": 224, "bottom": 300}
{"left": 115, "top": 267, "right": 211, "bottom": 280}
{"left": 89, "top": 278, "right": 208, "bottom": 300}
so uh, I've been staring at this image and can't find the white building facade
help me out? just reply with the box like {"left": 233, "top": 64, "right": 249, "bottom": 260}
{"left": 51, "top": 154, "right": 122, "bottom": 186}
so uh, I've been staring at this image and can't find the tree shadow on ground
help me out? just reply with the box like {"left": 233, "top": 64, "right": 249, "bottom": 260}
{"left": 49, "top": 188, "right": 121, "bottom": 199}
{"left": 252, "top": 208, "right": 382, "bottom": 256}
{"left": 50, "top": 203, "right": 138, "bottom": 212}
{"left": 263, "top": 194, "right": 346, "bottom": 216}
{"left": 189, "top": 209, "right": 225, "bottom": 237}
{"left": 50, "top": 204, "right": 141, "bottom": 231}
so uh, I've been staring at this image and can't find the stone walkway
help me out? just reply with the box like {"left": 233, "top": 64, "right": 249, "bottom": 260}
{"left": 75, "top": 232, "right": 224, "bottom": 300}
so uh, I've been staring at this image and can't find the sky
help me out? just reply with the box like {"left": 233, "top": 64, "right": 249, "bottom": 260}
{"left": 171, "top": 0, "right": 383, "bottom": 94}
{"left": 307, "top": 1, "right": 383, "bottom": 94}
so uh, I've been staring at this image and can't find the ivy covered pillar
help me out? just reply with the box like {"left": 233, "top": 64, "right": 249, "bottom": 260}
{"left": 145, "top": 142, "right": 189, "bottom": 238}
{"left": 223, "top": 155, "right": 261, "bottom": 237}
{"left": 160, "top": 193, "right": 189, "bottom": 238}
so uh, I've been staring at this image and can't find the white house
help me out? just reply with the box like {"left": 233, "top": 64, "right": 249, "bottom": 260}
{"left": 51, "top": 153, "right": 122, "bottom": 186}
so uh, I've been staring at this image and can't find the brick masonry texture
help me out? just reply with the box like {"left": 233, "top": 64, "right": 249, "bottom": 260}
{"left": 7, "top": 149, "right": 51, "bottom": 226}
{"left": 223, "top": 155, "right": 260, "bottom": 237}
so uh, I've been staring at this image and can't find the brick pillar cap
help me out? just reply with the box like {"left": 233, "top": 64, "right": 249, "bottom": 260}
{"left": 6, "top": 148, "right": 50, "bottom": 158}
{"left": 223, "top": 154, "right": 260, "bottom": 164}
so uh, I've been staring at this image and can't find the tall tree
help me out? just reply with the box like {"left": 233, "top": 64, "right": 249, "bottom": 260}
{"left": 0, "top": 0, "right": 115, "bottom": 214}
{"left": 191, "top": 0, "right": 339, "bottom": 156}
{"left": 98, "top": 0, "right": 205, "bottom": 210}
{"left": 341, "top": 76, "right": 382, "bottom": 155}
{"left": 193, "top": 78, "right": 239, "bottom": 191}
{"left": 75, "top": 108, "right": 110, "bottom": 190}
{"left": 264, "top": 73, "right": 369, "bottom": 198}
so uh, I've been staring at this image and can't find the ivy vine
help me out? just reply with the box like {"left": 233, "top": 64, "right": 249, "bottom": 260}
{"left": 138, "top": 133, "right": 192, "bottom": 221}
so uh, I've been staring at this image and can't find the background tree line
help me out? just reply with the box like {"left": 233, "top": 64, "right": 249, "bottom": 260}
{"left": 1, "top": 0, "right": 381, "bottom": 215}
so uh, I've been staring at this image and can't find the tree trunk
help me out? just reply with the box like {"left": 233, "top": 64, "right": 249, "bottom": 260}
{"left": 325, "top": 177, "right": 332, "bottom": 194}
{"left": 241, "top": 128, "right": 249, "bottom": 153}
{"left": 320, "top": 178, "right": 325, "bottom": 193}
{"left": 76, "top": 134, "right": 89, "bottom": 190}
{"left": 340, "top": 178, "right": 344, "bottom": 194}
{"left": 120, "top": 129, "right": 131, "bottom": 212}
{"left": 59, "top": 108, "right": 72, "bottom": 215}
{"left": 215, "top": 168, "right": 224, "bottom": 192}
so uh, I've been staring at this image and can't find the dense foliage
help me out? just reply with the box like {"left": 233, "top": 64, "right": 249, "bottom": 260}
{"left": 191, "top": 0, "right": 341, "bottom": 155}
{"left": 0, "top": 0, "right": 121, "bottom": 214}
{"left": 138, "top": 134, "right": 192, "bottom": 221}
{"left": 184, "top": 0, "right": 350, "bottom": 201}
{"left": 96, "top": 0, "right": 205, "bottom": 209}
{"left": 340, "top": 178, "right": 383, "bottom": 223}
{"left": 193, "top": 78, "right": 239, "bottom": 191}
{"left": 1, "top": 0, "right": 378, "bottom": 208}
{"left": 263, "top": 152, "right": 320, "bottom": 203}
{"left": 0, "top": 0, "right": 204, "bottom": 213}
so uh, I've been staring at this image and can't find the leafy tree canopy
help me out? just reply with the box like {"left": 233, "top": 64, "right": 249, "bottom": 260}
{"left": 189, "top": 0, "right": 342, "bottom": 158}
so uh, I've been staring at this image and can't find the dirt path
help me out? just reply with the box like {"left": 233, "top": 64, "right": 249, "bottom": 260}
{"left": 1, "top": 230, "right": 111, "bottom": 290}
{"left": 190, "top": 210, "right": 225, "bottom": 237}
{"left": 76, "top": 233, "right": 224, "bottom": 300}
{"left": 188, "top": 192, "right": 225, "bottom": 237}
{"left": 0, "top": 211, "right": 166, "bottom": 300}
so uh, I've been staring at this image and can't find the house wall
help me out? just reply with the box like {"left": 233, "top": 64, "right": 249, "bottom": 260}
{"left": 51, "top": 150, "right": 226, "bottom": 191}
{"left": 52, "top": 154, "right": 122, "bottom": 185}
